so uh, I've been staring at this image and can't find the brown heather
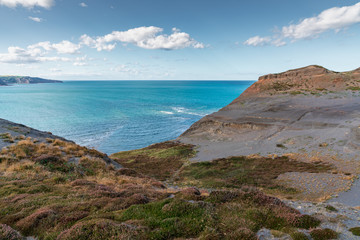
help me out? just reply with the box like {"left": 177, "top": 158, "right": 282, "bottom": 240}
{"left": 0, "top": 137, "right": 331, "bottom": 239}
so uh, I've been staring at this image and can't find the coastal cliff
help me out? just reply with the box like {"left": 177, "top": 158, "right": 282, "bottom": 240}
{"left": 1, "top": 67, "right": 360, "bottom": 239}
{"left": 180, "top": 65, "right": 360, "bottom": 162}
{"left": 179, "top": 65, "right": 360, "bottom": 201}
{"left": 0, "top": 76, "right": 62, "bottom": 86}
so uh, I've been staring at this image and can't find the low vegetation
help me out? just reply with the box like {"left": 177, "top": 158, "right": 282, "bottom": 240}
{"left": 110, "top": 141, "right": 196, "bottom": 181}
{"left": 349, "top": 227, "right": 360, "bottom": 236}
{"left": 176, "top": 156, "right": 333, "bottom": 196}
{"left": 0, "top": 137, "right": 335, "bottom": 239}
{"left": 0, "top": 137, "right": 168, "bottom": 239}
{"left": 325, "top": 205, "right": 338, "bottom": 212}
{"left": 310, "top": 228, "right": 338, "bottom": 240}
{"left": 347, "top": 86, "right": 360, "bottom": 91}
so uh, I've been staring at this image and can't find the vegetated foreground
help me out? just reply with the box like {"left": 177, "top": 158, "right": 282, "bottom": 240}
{"left": 0, "top": 134, "right": 336, "bottom": 240}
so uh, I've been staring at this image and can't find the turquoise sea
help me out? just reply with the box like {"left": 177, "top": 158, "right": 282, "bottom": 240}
{"left": 0, "top": 81, "right": 254, "bottom": 154}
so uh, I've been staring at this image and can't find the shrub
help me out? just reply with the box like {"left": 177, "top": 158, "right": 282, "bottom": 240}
{"left": 207, "top": 190, "right": 240, "bottom": 203}
{"left": 310, "top": 228, "right": 338, "bottom": 240}
{"left": 227, "top": 228, "right": 257, "bottom": 240}
{"left": 295, "top": 214, "right": 321, "bottom": 229}
{"left": 290, "top": 231, "right": 308, "bottom": 240}
{"left": 325, "top": 205, "right": 338, "bottom": 212}
{"left": 349, "top": 227, "right": 360, "bottom": 236}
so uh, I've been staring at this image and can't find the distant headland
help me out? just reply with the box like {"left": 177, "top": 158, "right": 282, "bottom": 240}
{"left": 0, "top": 76, "right": 62, "bottom": 86}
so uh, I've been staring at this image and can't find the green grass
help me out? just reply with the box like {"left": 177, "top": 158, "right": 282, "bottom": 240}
{"left": 116, "top": 198, "right": 209, "bottom": 239}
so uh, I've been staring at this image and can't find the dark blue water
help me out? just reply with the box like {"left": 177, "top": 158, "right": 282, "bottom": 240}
{"left": 0, "top": 81, "right": 254, "bottom": 154}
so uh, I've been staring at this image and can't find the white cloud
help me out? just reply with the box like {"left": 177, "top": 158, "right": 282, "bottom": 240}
{"left": 79, "top": 2, "right": 87, "bottom": 7}
{"left": 51, "top": 41, "right": 81, "bottom": 54}
{"left": 73, "top": 55, "right": 90, "bottom": 66}
{"left": 80, "top": 34, "right": 116, "bottom": 51}
{"left": 73, "top": 62, "right": 87, "bottom": 66}
{"left": 244, "top": 2, "right": 360, "bottom": 47}
{"left": 0, "top": 46, "right": 39, "bottom": 63}
{"left": 243, "top": 36, "right": 271, "bottom": 46}
{"left": 0, "top": 0, "right": 54, "bottom": 9}
{"left": 81, "top": 26, "right": 204, "bottom": 51}
{"left": 282, "top": 2, "right": 360, "bottom": 40}
{"left": 0, "top": 46, "right": 71, "bottom": 64}
{"left": 271, "top": 38, "right": 286, "bottom": 47}
{"left": 28, "top": 40, "right": 80, "bottom": 54}
{"left": 28, "top": 16, "right": 43, "bottom": 22}
{"left": 0, "top": 40, "right": 79, "bottom": 64}
{"left": 0, "top": 26, "right": 203, "bottom": 64}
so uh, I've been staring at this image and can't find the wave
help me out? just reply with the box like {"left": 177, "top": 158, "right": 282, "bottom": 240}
{"left": 171, "top": 107, "right": 206, "bottom": 116}
{"left": 77, "top": 125, "right": 123, "bottom": 148}
{"left": 159, "top": 111, "right": 174, "bottom": 115}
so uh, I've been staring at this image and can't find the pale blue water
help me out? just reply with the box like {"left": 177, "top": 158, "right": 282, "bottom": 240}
{"left": 0, "top": 81, "right": 254, "bottom": 154}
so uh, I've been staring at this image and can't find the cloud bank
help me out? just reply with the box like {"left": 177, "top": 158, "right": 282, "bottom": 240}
{"left": 0, "top": 0, "right": 54, "bottom": 9}
{"left": 0, "top": 26, "right": 204, "bottom": 64}
{"left": 80, "top": 27, "right": 204, "bottom": 51}
{"left": 244, "top": 2, "right": 360, "bottom": 46}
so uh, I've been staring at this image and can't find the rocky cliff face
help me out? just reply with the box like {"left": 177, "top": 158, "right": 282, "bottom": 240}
{"left": 0, "top": 76, "right": 62, "bottom": 86}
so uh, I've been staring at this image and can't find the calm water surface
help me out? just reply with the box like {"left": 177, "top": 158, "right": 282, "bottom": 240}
{"left": 0, "top": 81, "right": 254, "bottom": 154}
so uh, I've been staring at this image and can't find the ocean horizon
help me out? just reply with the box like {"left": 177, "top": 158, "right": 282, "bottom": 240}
{"left": 0, "top": 80, "right": 254, "bottom": 154}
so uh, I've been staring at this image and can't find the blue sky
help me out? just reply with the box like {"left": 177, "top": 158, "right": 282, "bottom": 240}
{"left": 0, "top": 0, "right": 359, "bottom": 80}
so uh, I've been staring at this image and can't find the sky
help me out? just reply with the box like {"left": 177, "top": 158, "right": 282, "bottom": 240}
{"left": 0, "top": 0, "right": 360, "bottom": 80}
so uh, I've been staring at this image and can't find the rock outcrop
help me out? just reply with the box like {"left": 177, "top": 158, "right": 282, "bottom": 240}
{"left": 0, "top": 118, "right": 121, "bottom": 169}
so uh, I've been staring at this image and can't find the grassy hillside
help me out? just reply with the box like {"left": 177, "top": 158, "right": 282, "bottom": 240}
{"left": 0, "top": 136, "right": 332, "bottom": 239}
